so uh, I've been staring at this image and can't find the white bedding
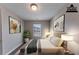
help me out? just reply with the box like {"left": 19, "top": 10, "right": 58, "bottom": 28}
{"left": 37, "top": 39, "right": 64, "bottom": 54}
{"left": 40, "top": 39, "right": 55, "bottom": 49}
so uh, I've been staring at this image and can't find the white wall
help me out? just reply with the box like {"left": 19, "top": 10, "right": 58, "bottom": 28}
{"left": 0, "top": 8, "right": 2, "bottom": 54}
{"left": 50, "top": 3, "right": 79, "bottom": 54}
{"left": 24, "top": 20, "right": 50, "bottom": 39}
{"left": 0, "top": 6, "right": 24, "bottom": 55}
{"left": 65, "top": 13, "right": 79, "bottom": 54}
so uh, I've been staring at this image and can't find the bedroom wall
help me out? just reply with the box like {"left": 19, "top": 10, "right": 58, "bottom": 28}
{"left": 24, "top": 20, "right": 50, "bottom": 39}
{"left": 0, "top": 8, "right": 2, "bottom": 54}
{"left": 0, "top": 5, "right": 24, "bottom": 55}
{"left": 65, "top": 13, "right": 79, "bottom": 54}
{"left": 50, "top": 3, "right": 79, "bottom": 54}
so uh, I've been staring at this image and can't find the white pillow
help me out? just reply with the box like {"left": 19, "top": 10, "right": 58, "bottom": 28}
{"left": 46, "top": 35, "right": 53, "bottom": 40}
{"left": 50, "top": 36, "right": 57, "bottom": 46}
{"left": 46, "top": 37, "right": 50, "bottom": 40}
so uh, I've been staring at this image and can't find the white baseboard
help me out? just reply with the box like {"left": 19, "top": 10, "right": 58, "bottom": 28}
{"left": 5, "top": 43, "right": 22, "bottom": 55}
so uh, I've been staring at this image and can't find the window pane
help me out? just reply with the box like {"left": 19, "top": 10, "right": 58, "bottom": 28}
{"left": 33, "top": 24, "right": 41, "bottom": 37}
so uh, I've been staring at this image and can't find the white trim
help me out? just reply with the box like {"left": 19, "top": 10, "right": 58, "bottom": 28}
{"left": 5, "top": 43, "right": 22, "bottom": 55}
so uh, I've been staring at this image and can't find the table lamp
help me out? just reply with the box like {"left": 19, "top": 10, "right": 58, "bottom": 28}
{"left": 45, "top": 32, "right": 51, "bottom": 38}
{"left": 61, "top": 34, "right": 73, "bottom": 51}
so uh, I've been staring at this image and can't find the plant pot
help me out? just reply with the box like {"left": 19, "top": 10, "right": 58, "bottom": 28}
{"left": 24, "top": 38, "right": 29, "bottom": 43}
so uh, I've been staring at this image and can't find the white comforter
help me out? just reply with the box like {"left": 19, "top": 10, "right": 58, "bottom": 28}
{"left": 37, "top": 39, "right": 64, "bottom": 54}
{"left": 40, "top": 39, "right": 55, "bottom": 48}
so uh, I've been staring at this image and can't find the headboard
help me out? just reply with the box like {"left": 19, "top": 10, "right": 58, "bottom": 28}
{"left": 54, "top": 32, "right": 65, "bottom": 38}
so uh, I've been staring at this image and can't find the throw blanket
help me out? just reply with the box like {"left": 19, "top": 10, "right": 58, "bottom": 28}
{"left": 27, "top": 39, "right": 37, "bottom": 54}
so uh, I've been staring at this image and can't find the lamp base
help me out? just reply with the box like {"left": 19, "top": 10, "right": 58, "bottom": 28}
{"left": 62, "top": 40, "right": 68, "bottom": 51}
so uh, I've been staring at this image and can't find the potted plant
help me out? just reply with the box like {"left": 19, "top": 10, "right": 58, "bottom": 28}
{"left": 23, "top": 30, "right": 31, "bottom": 43}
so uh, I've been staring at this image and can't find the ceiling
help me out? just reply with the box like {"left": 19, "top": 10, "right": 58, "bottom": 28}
{"left": 1, "top": 3, "right": 67, "bottom": 20}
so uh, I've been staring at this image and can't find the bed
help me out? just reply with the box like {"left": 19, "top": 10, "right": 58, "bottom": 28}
{"left": 37, "top": 36, "right": 64, "bottom": 55}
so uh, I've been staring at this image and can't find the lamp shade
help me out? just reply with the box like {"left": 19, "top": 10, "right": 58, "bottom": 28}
{"left": 45, "top": 32, "right": 51, "bottom": 38}
{"left": 61, "top": 34, "right": 73, "bottom": 41}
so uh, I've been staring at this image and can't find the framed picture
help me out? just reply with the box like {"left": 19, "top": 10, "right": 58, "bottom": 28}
{"left": 54, "top": 15, "right": 65, "bottom": 32}
{"left": 9, "top": 16, "right": 21, "bottom": 34}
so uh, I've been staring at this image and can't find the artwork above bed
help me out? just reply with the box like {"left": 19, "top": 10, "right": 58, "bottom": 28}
{"left": 54, "top": 15, "right": 65, "bottom": 32}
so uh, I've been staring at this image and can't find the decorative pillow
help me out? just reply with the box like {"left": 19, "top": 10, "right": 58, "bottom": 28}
{"left": 50, "top": 36, "right": 63, "bottom": 47}
{"left": 56, "top": 38, "right": 63, "bottom": 47}
{"left": 54, "top": 32, "right": 61, "bottom": 38}
{"left": 50, "top": 36, "right": 57, "bottom": 46}
{"left": 46, "top": 37, "right": 50, "bottom": 40}
{"left": 46, "top": 35, "right": 53, "bottom": 40}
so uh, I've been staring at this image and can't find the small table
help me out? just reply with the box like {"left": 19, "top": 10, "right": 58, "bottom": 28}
{"left": 64, "top": 50, "right": 74, "bottom": 55}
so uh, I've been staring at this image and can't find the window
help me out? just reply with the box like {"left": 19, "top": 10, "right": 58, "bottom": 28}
{"left": 33, "top": 24, "right": 41, "bottom": 38}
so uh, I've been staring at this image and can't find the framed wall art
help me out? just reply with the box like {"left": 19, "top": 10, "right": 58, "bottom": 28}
{"left": 54, "top": 15, "right": 65, "bottom": 32}
{"left": 9, "top": 16, "right": 21, "bottom": 34}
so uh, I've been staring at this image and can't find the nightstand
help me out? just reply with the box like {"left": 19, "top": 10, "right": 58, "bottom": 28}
{"left": 64, "top": 50, "right": 74, "bottom": 55}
